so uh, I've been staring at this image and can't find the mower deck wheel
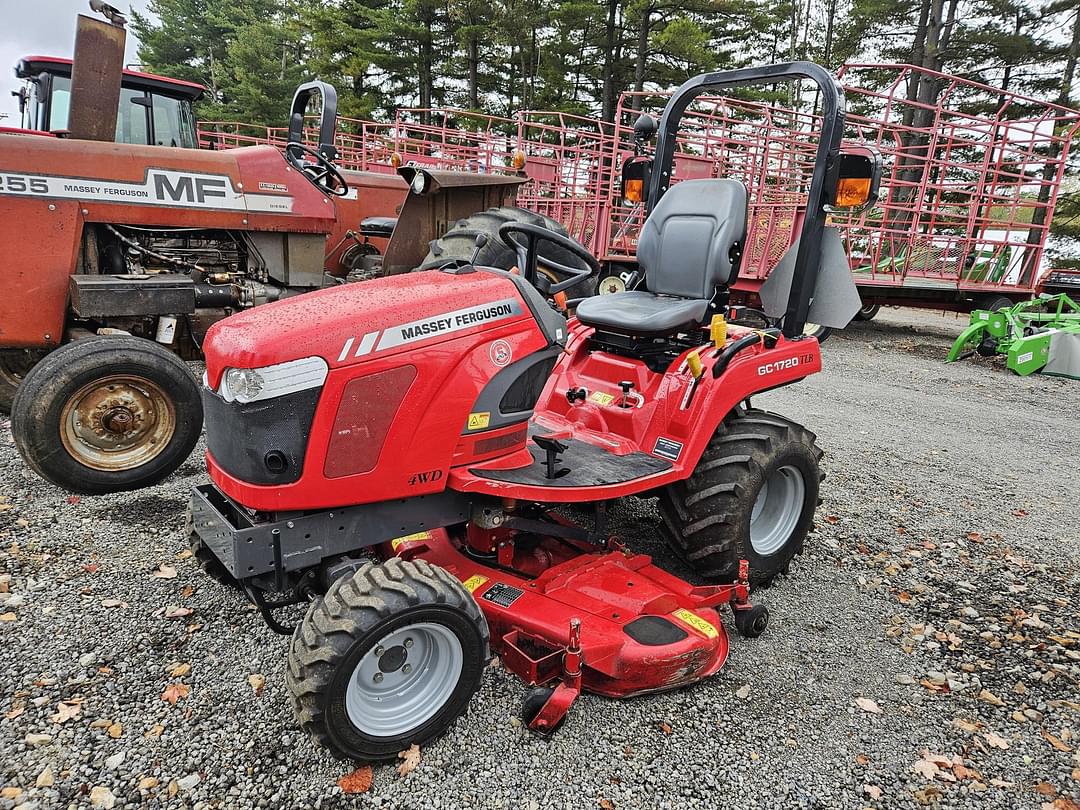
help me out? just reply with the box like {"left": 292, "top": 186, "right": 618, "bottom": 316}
{"left": 520, "top": 686, "right": 564, "bottom": 733}
{"left": 286, "top": 558, "right": 489, "bottom": 761}
{"left": 733, "top": 604, "right": 769, "bottom": 638}
{"left": 10, "top": 336, "right": 202, "bottom": 494}
{"left": 658, "top": 408, "right": 822, "bottom": 588}
{"left": 854, "top": 303, "right": 880, "bottom": 321}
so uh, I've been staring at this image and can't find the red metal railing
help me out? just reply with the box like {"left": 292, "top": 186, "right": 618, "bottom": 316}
{"left": 199, "top": 64, "right": 1080, "bottom": 295}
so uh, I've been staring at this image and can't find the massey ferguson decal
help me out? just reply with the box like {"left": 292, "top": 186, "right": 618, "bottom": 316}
{"left": 336, "top": 299, "right": 523, "bottom": 361}
{"left": 0, "top": 169, "right": 293, "bottom": 213}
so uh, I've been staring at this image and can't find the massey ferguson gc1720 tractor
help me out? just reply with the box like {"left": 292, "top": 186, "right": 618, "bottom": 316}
{"left": 188, "top": 63, "right": 878, "bottom": 760}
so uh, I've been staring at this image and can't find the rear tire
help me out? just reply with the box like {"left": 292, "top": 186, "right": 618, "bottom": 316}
{"left": 979, "top": 295, "right": 1014, "bottom": 313}
{"left": 658, "top": 409, "right": 822, "bottom": 588}
{"left": 419, "top": 206, "right": 596, "bottom": 297}
{"left": 0, "top": 349, "right": 49, "bottom": 415}
{"left": 287, "top": 558, "right": 489, "bottom": 762}
{"left": 11, "top": 336, "right": 202, "bottom": 494}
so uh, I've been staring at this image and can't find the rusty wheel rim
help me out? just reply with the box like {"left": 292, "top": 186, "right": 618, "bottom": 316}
{"left": 59, "top": 375, "right": 176, "bottom": 471}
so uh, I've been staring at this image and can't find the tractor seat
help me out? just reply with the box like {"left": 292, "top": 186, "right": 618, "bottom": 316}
{"left": 576, "top": 179, "right": 747, "bottom": 338}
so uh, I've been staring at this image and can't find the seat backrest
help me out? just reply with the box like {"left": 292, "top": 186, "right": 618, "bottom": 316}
{"left": 636, "top": 178, "right": 748, "bottom": 299}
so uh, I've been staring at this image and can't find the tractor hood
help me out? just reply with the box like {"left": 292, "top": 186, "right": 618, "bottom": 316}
{"left": 202, "top": 269, "right": 554, "bottom": 388}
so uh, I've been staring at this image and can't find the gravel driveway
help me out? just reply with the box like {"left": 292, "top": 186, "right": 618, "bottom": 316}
{"left": 0, "top": 307, "right": 1077, "bottom": 810}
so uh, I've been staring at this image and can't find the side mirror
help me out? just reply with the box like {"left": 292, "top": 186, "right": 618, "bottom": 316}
{"left": 632, "top": 113, "right": 657, "bottom": 144}
{"left": 825, "top": 149, "right": 882, "bottom": 212}
{"left": 620, "top": 155, "right": 652, "bottom": 204}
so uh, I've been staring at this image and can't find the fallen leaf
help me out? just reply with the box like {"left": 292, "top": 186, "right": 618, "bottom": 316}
{"left": 990, "top": 778, "right": 1013, "bottom": 788}
{"left": 856, "top": 754, "right": 870, "bottom": 765}
{"left": 337, "top": 765, "right": 373, "bottom": 794}
{"left": 978, "top": 689, "right": 1005, "bottom": 707}
{"left": 599, "top": 800, "right": 616, "bottom": 810}
{"left": 248, "top": 673, "right": 266, "bottom": 696}
{"left": 912, "top": 759, "right": 940, "bottom": 780}
{"left": 164, "top": 606, "right": 192, "bottom": 619}
{"left": 1036, "top": 782, "right": 1057, "bottom": 797}
{"left": 176, "top": 548, "right": 194, "bottom": 560}
{"left": 179, "top": 585, "right": 194, "bottom": 598}
{"left": 89, "top": 785, "right": 116, "bottom": 809}
{"left": 145, "top": 724, "right": 164, "bottom": 738}
{"left": 0, "top": 612, "right": 16, "bottom": 622}
{"left": 825, "top": 514, "right": 839, "bottom": 524}
{"left": 1011, "top": 508, "right": 1028, "bottom": 517}
{"left": 863, "top": 784, "right": 882, "bottom": 800}
{"left": 953, "top": 717, "right": 980, "bottom": 733}
{"left": 0, "top": 788, "right": 22, "bottom": 800}
{"left": 50, "top": 700, "right": 82, "bottom": 724}
{"left": 35, "top": 765, "right": 54, "bottom": 788}
{"left": 137, "top": 777, "right": 159, "bottom": 791}
{"left": 84, "top": 563, "right": 99, "bottom": 574}
{"left": 855, "top": 697, "right": 883, "bottom": 714}
{"left": 657, "top": 721, "right": 673, "bottom": 734}
{"left": 966, "top": 531, "right": 983, "bottom": 542}
{"left": 100, "top": 599, "right": 123, "bottom": 608}
{"left": 168, "top": 663, "right": 191, "bottom": 678}
{"left": 153, "top": 564, "right": 177, "bottom": 580}
{"left": 397, "top": 743, "right": 421, "bottom": 777}
{"left": 897, "top": 591, "right": 913, "bottom": 604}
{"left": 5, "top": 705, "right": 25, "bottom": 721}
{"left": 161, "top": 683, "right": 190, "bottom": 705}
{"left": 983, "top": 731, "right": 1010, "bottom": 750}
{"left": 1042, "top": 728, "right": 1074, "bottom": 753}
{"left": 107, "top": 723, "right": 122, "bottom": 739}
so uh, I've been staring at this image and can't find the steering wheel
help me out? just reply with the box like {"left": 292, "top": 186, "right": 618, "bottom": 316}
{"left": 498, "top": 222, "right": 600, "bottom": 296}
{"left": 285, "top": 142, "right": 349, "bottom": 197}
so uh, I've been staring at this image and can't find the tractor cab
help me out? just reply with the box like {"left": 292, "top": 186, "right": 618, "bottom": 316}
{"left": 11, "top": 56, "right": 204, "bottom": 147}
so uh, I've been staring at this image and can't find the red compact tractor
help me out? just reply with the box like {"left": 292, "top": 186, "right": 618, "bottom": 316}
{"left": 188, "top": 63, "right": 878, "bottom": 760}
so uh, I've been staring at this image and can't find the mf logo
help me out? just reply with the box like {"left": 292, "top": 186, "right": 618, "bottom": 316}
{"left": 408, "top": 469, "right": 444, "bottom": 486}
{"left": 153, "top": 173, "right": 229, "bottom": 204}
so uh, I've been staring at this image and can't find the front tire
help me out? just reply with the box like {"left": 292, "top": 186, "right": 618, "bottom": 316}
{"left": 854, "top": 303, "right": 880, "bottom": 321}
{"left": 658, "top": 409, "right": 822, "bottom": 588}
{"left": 287, "top": 558, "right": 489, "bottom": 762}
{"left": 10, "top": 336, "right": 202, "bottom": 494}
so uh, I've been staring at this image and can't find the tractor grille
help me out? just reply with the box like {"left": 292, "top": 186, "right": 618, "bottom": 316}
{"left": 202, "top": 386, "right": 321, "bottom": 485}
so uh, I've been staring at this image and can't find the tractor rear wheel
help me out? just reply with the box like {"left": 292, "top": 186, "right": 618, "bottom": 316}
{"left": 419, "top": 206, "right": 596, "bottom": 297}
{"left": 0, "top": 349, "right": 49, "bottom": 415}
{"left": 10, "top": 336, "right": 202, "bottom": 494}
{"left": 287, "top": 558, "right": 489, "bottom": 761}
{"left": 658, "top": 409, "right": 822, "bottom": 588}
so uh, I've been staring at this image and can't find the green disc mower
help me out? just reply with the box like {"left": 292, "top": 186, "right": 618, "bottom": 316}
{"left": 946, "top": 294, "right": 1080, "bottom": 378}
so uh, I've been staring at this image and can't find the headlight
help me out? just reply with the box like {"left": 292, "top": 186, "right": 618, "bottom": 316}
{"left": 217, "top": 356, "right": 328, "bottom": 404}
{"left": 411, "top": 171, "right": 428, "bottom": 195}
{"left": 223, "top": 368, "right": 264, "bottom": 403}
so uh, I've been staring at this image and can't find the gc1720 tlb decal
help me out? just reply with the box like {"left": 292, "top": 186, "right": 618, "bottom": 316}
{"left": 0, "top": 169, "right": 293, "bottom": 213}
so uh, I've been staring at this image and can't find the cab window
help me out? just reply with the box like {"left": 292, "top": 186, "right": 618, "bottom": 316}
{"left": 151, "top": 93, "right": 197, "bottom": 148}
{"left": 116, "top": 87, "right": 149, "bottom": 144}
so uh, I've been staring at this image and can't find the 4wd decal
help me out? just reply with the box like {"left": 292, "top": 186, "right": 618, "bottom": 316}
{"left": 0, "top": 169, "right": 293, "bottom": 213}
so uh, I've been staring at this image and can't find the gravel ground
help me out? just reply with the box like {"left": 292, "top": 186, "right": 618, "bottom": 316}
{"left": 0, "top": 306, "right": 1077, "bottom": 810}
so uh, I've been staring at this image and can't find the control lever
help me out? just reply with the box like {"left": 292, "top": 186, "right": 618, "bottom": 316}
{"left": 469, "top": 233, "right": 489, "bottom": 265}
{"left": 532, "top": 435, "right": 570, "bottom": 480}
{"left": 565, "top": 387, "right": 587, "bottom": 404}
{"left": 618, "top": 381, "right": 634, "bottom": 408}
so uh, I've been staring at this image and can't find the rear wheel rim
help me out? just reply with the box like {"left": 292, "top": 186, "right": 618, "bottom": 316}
{"left": 345, "top": 622, "right": 463, "bottom": 737}
{"left": 59, "top": 375, "right": 176, "bottom": 471}
{"left": 749, "top": 465, "right": 806, "bottom": 556}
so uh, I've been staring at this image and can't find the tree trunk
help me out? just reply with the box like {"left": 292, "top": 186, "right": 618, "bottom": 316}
{"left": 631, "top": 2, "right": 653, "bottom": 110}
{"left": 1024, "top": 7, "right": 1080, "bottom": 275}
{"left": 468, "top": 34, "right": 479, "bottom": 109}
{"left": 601, "top": 0, "right": 619, "bottom": 122}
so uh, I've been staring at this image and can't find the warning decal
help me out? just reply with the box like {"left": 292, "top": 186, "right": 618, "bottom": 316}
{"left": 462, "top": 575, "right": 489, "bottom": 593}
{"left": 481, "top": 582, "right": 524, "bottom": 608}
{"left": 672, "top": 608, "right": 718, "bottom": 639}
{"left": 467, "top": 412, "right": 491, "bottom": 431}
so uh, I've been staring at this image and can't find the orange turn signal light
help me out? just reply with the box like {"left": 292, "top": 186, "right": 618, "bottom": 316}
{"left": 511, "top": 149, "right": 527, "bottom": 171}
{"left": 624, "top": 178, "right": 644, "bottom": 203}
{"left": 835, "top": 176, "right": 871, "bottom": 207}
{"left": 390, "top": 151, "right": 403, "bottom": 169}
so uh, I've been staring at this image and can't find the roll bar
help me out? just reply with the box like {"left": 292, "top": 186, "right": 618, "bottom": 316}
{"left": 647, "top": 62, "right": 846, "bottom": 340}
{"left": 288, "top": 80, "right": 339, "bottom": 162}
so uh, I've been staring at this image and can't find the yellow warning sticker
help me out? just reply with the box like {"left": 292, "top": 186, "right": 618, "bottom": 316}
{"left": 672, "top": 608, "right": 718, "bottom": 639}
{"left": 462, "top": 574, "right": 489, "bottom": 593}
{"left": 391, "top": 531, "right": 432, "bottom": 551}
{"left": 467, "top": 412, "right": 491, "bottom": 430}
{"left": 588, "top": 391, "right": 615, "bottom": 406}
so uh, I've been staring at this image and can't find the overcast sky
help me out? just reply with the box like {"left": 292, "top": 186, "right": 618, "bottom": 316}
{"left": 0, "top": 0, "right": 154, "bottom": 122}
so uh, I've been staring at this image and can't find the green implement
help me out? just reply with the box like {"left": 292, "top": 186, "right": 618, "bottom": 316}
{"left": 946, "top": 294, "right": 1080, "bottom": 378}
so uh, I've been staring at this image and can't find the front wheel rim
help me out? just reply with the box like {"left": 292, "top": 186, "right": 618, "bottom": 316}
{"left": 345, "top": 622, "right": 463, "bottom": 737}
{"left": 59, "top": 375, "right": 176, "bottom": 471}
{"left": 749, "top": 465, "right": 806, "bottom": 556}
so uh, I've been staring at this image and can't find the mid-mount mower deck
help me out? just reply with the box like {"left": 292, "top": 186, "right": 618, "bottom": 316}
{"left": 188, "top": 62, "right": 879, "bottom": 760}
